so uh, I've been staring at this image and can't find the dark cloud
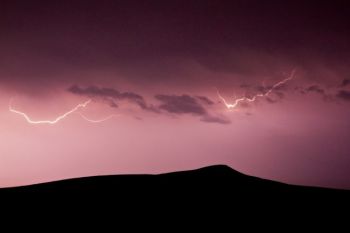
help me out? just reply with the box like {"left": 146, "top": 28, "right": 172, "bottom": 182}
{"left": 155, "top": 94, "right": 230, "bottom": 124}
{"left": 337, "top": 90, "right": 350, "bottom": 101}
{"left": 341, "top": 79, "right": 350, "bottom": 87}
{"left": 1, "top": 1, "right": 350, "bottom": 92}
{"left": 266, "top": 97, "right": 278, "bottom": 104}
{"left": 107, "top": 100, "right": 118, "bottom": 108}
{"left": 68, "top": 85, "right": 156, "bottom": 111}
{"left": 69, "top": 85, "right": 120, "bottom": 98}
{"left": 241, "top": 84, "right": 271, "bottom": 94}
{"left": 306, "top": 85, "right": 325, "bottom": 94}
{"left": 243, "top": 83, "right": 288, "bottom": 98}
{"left": 155, "top": 94, "right": 207, "bottom": 115}
{"left": 68, "top": 86, "right": 229, "bottom": 124}
{"left": 273, "top": 84, "right": 289, "bottom": 91}
{"left": 275, "top": 92, "right": 285, "bottom": 99}
{"left": 236, "top": 82, "right": 287, "bottom": 105}
{"left": 302, "top": 85, "right": 335, "bottom": 102}
{"left": 254, "top": 85, "right": 269, "bottom": 93}
{"left": 196, "top": 96, "right": 215, "bottom": 105}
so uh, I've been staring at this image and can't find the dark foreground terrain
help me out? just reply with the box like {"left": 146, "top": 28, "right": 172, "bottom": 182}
{"left": 0, "top": 165, "right": 347, "bottom": 196}
{"left": 1, "top": 165, "right": 347, "bottom": 224}
{"left": 1, "top": 165, "right": 349, "bottom": 216}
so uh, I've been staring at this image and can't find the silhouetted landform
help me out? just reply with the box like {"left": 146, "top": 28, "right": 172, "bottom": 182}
{"left": 2, "top": 165, "right": 349, "bottom": 215}
{"left": 1, "top": 165, "right": 346, "bottom": 222}
{"left": 1, "top": 165, "right": 348, "bottom": 198}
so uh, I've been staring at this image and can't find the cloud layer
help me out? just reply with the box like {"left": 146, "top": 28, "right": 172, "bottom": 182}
{"left": 68, "top": 85, "right": 230, "bottom": 124}
{"left": 68, "top": 85, "right": 157, "bottom": 112}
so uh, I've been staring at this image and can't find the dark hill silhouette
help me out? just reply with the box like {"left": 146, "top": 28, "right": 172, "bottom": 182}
{"left": 0, "top": 165, "right": 347, "bottom": 196}
{"left": 1, "top": 165, "right": 349, "bottom": 214}
{"left": 1, "top": 165, "right": 347, "bottom": 224}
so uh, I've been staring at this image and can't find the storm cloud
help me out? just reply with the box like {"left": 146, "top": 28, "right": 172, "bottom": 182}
{"left": 1, "top": 1, "right": 350, "bottom": 93}
{"left": 68, "top": 85, "right": 156, "bottom": 111}
{"left": 306, "top": 85, "right": 325, "bottom": 94}
{"left": 196, "top": 96, "right": 215, "bottom": 105}
{"left": 155, "top": 94, "right": 207, "bottom": 115}
{"left": 154, "top": 94, "right": 230, "bottom": 124}
{"left": 341, "top": 79, "right": 350, "bottom": 87}
{"left": 298, "top": 84, "right": 335, "bottom": 102}
{"left": 337, "top": 90, "right": 350, "bottom": 101}
{"left": 68, "top": 85, "right": 229, "bottom": 124}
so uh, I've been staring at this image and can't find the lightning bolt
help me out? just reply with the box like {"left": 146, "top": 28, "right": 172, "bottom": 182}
{"left": 9, "top": 99, "right": 92, "bottom": 124}
{"left": 77, "top": 112, "right": 120, "bottom": 123}
{"left": 217, "top": 69, "right": 296, "bottom": 110}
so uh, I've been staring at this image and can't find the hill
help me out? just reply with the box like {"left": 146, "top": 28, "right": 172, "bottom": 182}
{"left": 0, "top": 165, "right": 346, "bottom": 195}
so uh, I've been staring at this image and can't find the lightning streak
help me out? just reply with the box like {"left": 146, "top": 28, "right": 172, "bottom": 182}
{"left": 217, "top": 70, "right": 296, "bottom": 110}
{"left": 9, "top": 99, "right": 92, "bottom": 124}
{"left": 77, "top": 112, "right": 120, "bottom": 123}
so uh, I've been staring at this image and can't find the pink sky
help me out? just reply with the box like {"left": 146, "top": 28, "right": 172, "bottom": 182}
{"left": 1, "top": 78, "right": 350, "bottom": 189}
{"left": 1, "top": 1, "right": 350, "bottom": 189}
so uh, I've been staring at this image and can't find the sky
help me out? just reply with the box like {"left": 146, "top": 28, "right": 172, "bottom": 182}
{"left": 1, "top": 0, "right": 350, "bottom": 189}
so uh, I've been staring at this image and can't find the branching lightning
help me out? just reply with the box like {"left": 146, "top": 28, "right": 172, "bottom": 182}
{"left": 217, "top": 69, "right": 296, "bottom": 110}
{"left": 9, "top": 99, "right": 119, "bottom": 124}
{"left": 9, "top": 99, "right": 92, "bottom": 124}
{"left": 9, "top": 69, "right": 296, "bottom": 123}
